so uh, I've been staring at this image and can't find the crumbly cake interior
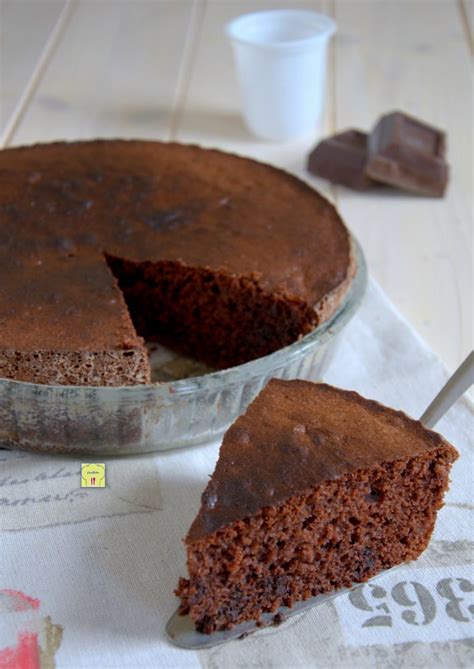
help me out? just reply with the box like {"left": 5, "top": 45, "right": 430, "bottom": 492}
{"left": 177, "top": 447, "right": 454, "bottom": 633}
{"left": 0, "top": 348, "right": 149, "bottom": 386}
{"left": 106, "top": 256, "right": 317, "bottom": 369}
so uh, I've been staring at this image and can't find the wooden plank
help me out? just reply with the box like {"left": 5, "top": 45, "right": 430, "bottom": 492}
{"left": 0, "top": 0, "right": 65, "bottom": 133}
{"left": 175, "top": 0, "right": 335, "bottom": 200}
{"left": 460, "top": 0, "right": 473, "bottom": 50}
{"left": 328, "top": 0, "right": 473, "bottom": 371}
{"left": 11, "top": 0, "right": 195, "bottom": 145}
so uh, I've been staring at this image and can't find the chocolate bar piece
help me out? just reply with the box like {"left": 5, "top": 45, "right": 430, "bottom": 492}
{"left": 366, "top": 111, "right": 449, "bottom": 197}
{"left": 307, "top": 129, "right": 375, "bottom": 190}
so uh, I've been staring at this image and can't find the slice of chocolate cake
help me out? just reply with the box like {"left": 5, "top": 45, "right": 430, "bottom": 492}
{"left": 176, "top": 379, "right": 458, "bottom": 633}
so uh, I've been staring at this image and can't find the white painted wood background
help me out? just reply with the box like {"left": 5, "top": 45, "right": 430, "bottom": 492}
{"left": 1, "top": 0, "right": 472, "bottom": 373}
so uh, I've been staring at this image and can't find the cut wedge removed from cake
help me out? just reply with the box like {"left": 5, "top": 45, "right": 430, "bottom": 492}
{"left": 176, "top": 379, "right": 458, "bottom": 633}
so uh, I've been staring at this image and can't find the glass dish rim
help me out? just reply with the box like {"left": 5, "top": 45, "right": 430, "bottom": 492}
{"left": 0, "top": 237, "right": 366, "bottom": 399}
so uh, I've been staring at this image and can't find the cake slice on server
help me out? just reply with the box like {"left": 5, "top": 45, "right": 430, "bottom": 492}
{"left": 175, "top": 379, "right": 458, "bottom": 634}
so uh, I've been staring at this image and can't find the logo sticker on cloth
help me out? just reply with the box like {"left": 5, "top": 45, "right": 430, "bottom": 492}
{"left": 0, "top": 451, "right": 162, "bottom": 531}
{"left": 81, "top": 463, "right": 106, "bottom": 488}
{"left": 0, "top": 590, "right": 63, "bottom": 669}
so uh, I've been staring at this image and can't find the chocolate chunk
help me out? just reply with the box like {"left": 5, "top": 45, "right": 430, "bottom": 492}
{"left": 307, "top": 130, "right": 375, "bottom": 191}
{"left": 272, "top": 612, "right": 284, "bottom": 626}
{"left": 366, "top": 111, "right": 449, "bottom": 197}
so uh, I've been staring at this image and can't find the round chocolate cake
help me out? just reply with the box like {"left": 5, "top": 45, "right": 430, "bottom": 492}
{"left": 0, "top": 141, "right": 355, "bottom": 386}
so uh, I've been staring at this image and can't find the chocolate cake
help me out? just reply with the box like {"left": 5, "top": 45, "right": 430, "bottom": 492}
{"left": 0, "top": 141, "right": 354, "bottom": 386}
{"left": 176, "top": 379, "right": 458, "bottom": 633}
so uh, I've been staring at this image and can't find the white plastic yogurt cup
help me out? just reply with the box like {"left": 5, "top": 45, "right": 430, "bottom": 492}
{"left": 226, "top": 9, "right": 336, "bottom": 141}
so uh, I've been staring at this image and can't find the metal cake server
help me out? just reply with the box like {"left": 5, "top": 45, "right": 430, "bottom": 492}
{"left": 420, "top": 351, "right": 474, "bottom": 428}
{"left": 166, "top": 351, "right": 474, "bottom": 649}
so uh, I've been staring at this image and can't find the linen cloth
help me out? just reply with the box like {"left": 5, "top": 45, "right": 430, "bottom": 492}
{"left": 1, "top": 278, "right": 472, "bottom": 669}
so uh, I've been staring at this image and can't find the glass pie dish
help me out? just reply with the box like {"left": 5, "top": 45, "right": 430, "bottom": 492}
{"left": 0, "top": 240, "right": 367, "bottom": 455}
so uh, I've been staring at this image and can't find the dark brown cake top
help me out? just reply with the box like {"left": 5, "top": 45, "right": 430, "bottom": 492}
{"left": 0, "top": 251, "right": 140, "bottom": 351}
{"left": 0, "top": 141, "right": 352, "bottom": 352}
{"left": 187, "top": 379, "right": 458, "bottom": 542}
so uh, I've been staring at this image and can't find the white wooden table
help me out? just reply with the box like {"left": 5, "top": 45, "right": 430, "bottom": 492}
{"left": 1, "top": 0, "right": 472, "bottom": 372}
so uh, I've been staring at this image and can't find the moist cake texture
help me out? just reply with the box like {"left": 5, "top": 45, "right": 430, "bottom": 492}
{"left": 176, "top": 379, "right": 458, "bottom": 633}
{"left": 0, "top": 141, "right": 354, "bottom": 385}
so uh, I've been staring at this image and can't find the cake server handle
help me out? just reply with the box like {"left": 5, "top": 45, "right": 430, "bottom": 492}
{"left": 420, "top": 351, "right": 474, "bottom": 428}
